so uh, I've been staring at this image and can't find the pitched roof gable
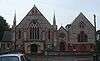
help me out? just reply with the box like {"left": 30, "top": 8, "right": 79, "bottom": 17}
{"left": 26, "top": 5, "right": 43, "bottom": 16}
{"left": 71, "top": 12, "right": 94, "bottom": 28}
{"left": 16, "top": 5, "right": 51, "bottom": 28}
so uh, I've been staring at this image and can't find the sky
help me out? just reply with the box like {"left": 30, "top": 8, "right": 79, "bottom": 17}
{"left": 0, "top": 0, "right": 100, "bottom": 30}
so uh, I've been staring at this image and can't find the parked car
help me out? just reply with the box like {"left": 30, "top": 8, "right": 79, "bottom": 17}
{"left": 0, "top": 54, "right": 30, "bottom": 61}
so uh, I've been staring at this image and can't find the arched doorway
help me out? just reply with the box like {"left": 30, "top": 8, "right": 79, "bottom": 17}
{"left": 59, "top": 42, "right": 66, "bottom": 51}
{"left": 31, "top": 44, "right": 38, "bottom": 54}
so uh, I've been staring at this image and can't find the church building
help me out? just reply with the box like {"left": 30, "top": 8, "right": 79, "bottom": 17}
{"left": 0, "top": 5, "right": 96, "bottom": 61}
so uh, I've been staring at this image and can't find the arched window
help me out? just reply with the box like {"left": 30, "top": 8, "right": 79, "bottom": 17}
{"left": 18, "top": 30, "right": 21, "bottom": 39}
{"left": 37, "top": 27, "right": 39, "bottom": 39}
{"left": 48, "top": 30, "right": 50, "bottom": 40}
{"left": 34, "top": 27, "right": 37, "bottom": 39}
{"left": 30, "top": 27, "right": 39, "bottom": 39}
{"left": 79, "top": 21, "right": 86, "bottom": 28}
{"left": 60, "top": 42, "right": 66, "bottom": 51}
{"left": 30, "top": 28, "right": 34, "bottom": 39}
{"left": 78, "top": 31, "right": 88, "bottom": 42}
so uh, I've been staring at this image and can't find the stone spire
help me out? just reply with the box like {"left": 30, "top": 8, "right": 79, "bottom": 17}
{"left": 12, "top": 11, "right": 16, "bottom": 29}
{"left": 53, "top": 12, "right": 57, "bottom": 29}
{"left": 12, "top": 11, "right": 16, "bottom": 41}
{"left": 53, "top": 12, "right": 56, "bottom": 25}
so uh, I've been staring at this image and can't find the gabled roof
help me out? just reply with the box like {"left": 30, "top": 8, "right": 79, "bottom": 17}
{"left": 72, "top": 12, "right": 94, "bottom": 27}
{"left": 58, "top": 26, "right": 67, "bottom": 32}
{"left": 65, "top": 24, "right": 71, "bottom": 31}
{"left": 16, "top": 5, "right": 51, "bottom": 28}
{"left": 26, "top": 5, "right": 43, "bottom": 16}
{"left": 1, "top": 31, "right": 13, "bottom": 42}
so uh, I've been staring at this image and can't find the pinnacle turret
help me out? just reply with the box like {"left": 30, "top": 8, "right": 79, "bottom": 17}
{"left": 12, "top": 11, "right": 16, "bottom": 29}
{"left": 53, "top": 12, "right": 57, "bottom": 29}
{"left": 53, "top": 12, "right": 56, "bottom": 25}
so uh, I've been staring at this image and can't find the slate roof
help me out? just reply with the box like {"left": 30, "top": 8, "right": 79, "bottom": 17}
{"left": 1, "top": 31, "right": 13, "bottom": 42}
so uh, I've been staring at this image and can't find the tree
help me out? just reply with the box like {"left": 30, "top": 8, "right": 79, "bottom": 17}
{"left": 0, "top": 16, "right": 10, "bottom": 41}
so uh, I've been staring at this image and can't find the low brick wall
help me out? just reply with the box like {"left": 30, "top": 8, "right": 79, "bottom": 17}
{"left": 29, "top": 55, "right": 93, "bottom": 61}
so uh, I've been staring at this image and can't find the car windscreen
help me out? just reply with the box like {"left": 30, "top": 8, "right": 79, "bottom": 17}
{"left": 0, "top": 56, "right": 19, "bottom": 61}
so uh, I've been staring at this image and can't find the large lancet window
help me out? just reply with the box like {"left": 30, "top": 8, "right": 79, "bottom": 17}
{"left": 18, "top": 30, "right": 21, "bottom": 39}
{"left": 77, "top": 31, "right": 88, "bottom": 42}
{"left": 48, "top": 30, "right": 50, "bottom": 40}
{"left": 30, "top": 27, "right": 39, "bottom": 39}
{"left": 30, "top": 28, "right": 34, "bottom": 39}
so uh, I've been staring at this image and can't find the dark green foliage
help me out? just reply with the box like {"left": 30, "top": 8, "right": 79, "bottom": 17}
{"left": 0, "top": 16, "right": 10, "bottom": 41}
{"left": 0, "top": 16, "right": 9, "bottom": 31}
